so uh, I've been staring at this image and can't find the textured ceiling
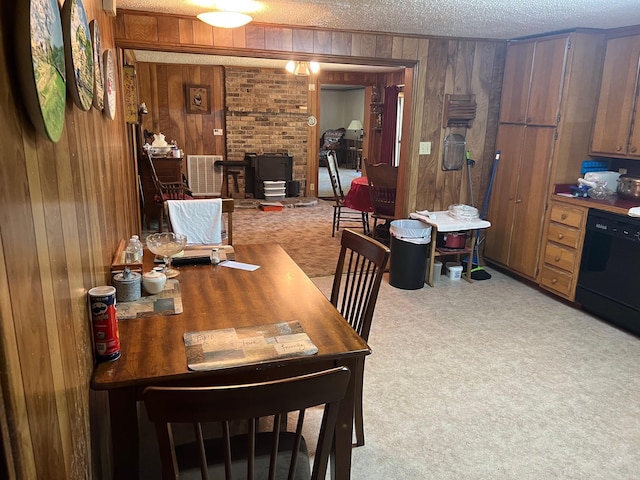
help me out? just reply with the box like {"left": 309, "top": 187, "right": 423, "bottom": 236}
{"left": 118, "top": 0, "right": 640, "bottom": 40}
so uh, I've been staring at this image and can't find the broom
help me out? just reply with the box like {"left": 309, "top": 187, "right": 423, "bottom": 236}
{"left": 465, "top": 150, "right": 500, "bottom": 280}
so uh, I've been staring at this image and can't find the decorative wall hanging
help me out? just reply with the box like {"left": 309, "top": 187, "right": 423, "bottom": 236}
{"left": 90, "top": 20, "right": 104, "bottom": 110}
{"left": 62, "top": 0, "right": 94, "bottom": 111}
{"left": 442, "top": 94, "right": 477, "bottom": 128}
{"left": 16, "top": 0, "right": 67, "bottom": 142}
{"left": 103, "top": 49, "right": 116, "bottom": 120}
{"left": 122, "top": 65, "right": 138, "bottom": 124}
{"left": 185, "top": 84, "right": 211, "bottom": 114}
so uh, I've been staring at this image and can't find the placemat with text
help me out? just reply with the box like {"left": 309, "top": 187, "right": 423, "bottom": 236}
{"left": 116, "top": 279, "right": 182, "bottom": 320}
{"left": 183, "top": 321, "right": 318, "bottom": 371}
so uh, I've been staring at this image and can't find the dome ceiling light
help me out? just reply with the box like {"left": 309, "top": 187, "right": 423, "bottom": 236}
{"left": 197, "top": 11, "right": 253, "bottom": 28}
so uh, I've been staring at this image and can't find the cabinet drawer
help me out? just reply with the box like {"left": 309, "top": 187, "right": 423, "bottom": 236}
{"left": 540, "top": 265, "right": 573, "bottom": 297}
{"left": 547, "top": 222, "right": 580, "bottom": 248}
{"left": 543, "top": 242, "right": 577, "bottom": 273}
{"left": 549, "top": 204, "right": 584, "bottom": 228}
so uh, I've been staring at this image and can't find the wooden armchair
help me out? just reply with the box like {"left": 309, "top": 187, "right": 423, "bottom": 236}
{"left": 140, "top": 153, "right": 192, "bottom": 231}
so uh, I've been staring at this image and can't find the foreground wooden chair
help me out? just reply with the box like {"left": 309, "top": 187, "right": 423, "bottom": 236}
{"left": 144, "top": 367, "right": 350, "bottom": 480}
{"left": 331, "top": 229, "right": 390, "bottom": 446}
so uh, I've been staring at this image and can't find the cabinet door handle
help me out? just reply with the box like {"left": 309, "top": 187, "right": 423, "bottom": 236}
{"left": 616, "top": 145, "right": 623, "bottom": 152}
{"left": 554, "top": 256, "right": 561, "bottom": 262}
{"left": 515, "top": 199, "right": 522, "bottom": 204}
{"left": 631, "top": 146, "right": 638, "bottom": 153}
{"left": 561, "top": 213, "right": 567, "bottom": 220}
{"left": 551, "top": 278, "right": 557, "bottom": 284}
{"left": 557, "top": 233, "right": 564, "bottom": 239}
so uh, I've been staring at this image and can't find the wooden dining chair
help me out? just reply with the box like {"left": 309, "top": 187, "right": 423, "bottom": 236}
{"left": 330, "top": 229, "right": 390, "bottom": 446}
{"left": 325, "top": 150, "right": 369, "bottom": 237}
{"left": 141, "top": 152, "right": 193, "bottom": 231}
{"left": 365, "top": 160, "right": 398, "bottom": 244}
{"left": 143, "top": 367, "right": 351, "bottom": 480}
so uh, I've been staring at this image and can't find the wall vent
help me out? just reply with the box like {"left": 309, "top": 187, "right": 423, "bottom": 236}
{"left": 186, "top": 155, "right": 223, "bottom": 197}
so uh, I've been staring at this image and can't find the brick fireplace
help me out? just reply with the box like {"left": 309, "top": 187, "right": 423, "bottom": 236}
{"left": 225, "top": 67, "right": 309, "bottom": 195}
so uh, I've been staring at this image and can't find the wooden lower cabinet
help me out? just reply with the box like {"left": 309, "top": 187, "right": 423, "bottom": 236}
{"left": 538, "top": 201, "right": 587, "bottom": 300}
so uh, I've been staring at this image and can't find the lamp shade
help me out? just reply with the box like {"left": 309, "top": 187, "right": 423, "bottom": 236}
{"left": 285, "top": 61, "right": 320, "bottom": 76}
{"left": 197, "top": 11, "right": 252, "bottom": 28}
{"left": 347, "top": 120, "right": 363, "bottom": 131}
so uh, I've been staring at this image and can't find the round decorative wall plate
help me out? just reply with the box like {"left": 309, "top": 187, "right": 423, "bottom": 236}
{"left": 62, "top": 0, "right": 93, "bottom": 111}
{"left": 103, "top": 49, "right": 116, "bottom": 120}
{"left": 307, "top": 115, "right": 317, "bottom": 127}
{"left": 90, "top": 20, "right": 104, "bottom": 110}
{"left": 16, "top": 0, "right": 67, "bottom": 142}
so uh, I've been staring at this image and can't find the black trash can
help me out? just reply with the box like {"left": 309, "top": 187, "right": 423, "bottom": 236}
{"left": 389, "top": 220, "right": 432, "bottom": 290}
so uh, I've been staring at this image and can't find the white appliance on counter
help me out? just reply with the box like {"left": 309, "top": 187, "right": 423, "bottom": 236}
{"left": 579, "top": 171, "right": 621, "bottom": 189}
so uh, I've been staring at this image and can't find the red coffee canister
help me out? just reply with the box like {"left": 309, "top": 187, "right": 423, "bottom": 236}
{"left": 88, "top": 286, "right": 120, "bottom": 362}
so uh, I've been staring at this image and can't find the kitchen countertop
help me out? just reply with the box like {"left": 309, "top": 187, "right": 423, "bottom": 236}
{"left": 552, "top": 185, "right": 640, "bottom": 216}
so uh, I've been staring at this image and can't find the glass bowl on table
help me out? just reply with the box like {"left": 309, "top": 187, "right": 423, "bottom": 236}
{"left": 146, "top": 232, "right": 187, "bottom": 278}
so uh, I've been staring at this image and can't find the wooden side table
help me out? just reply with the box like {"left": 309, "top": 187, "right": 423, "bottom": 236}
{"left": 410, "top": 212, "right": 491, "bottom": 287}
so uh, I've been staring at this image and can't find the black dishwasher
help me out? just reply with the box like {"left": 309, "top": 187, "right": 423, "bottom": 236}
{"left": 575, "top": 210, "right": 640, "bottom": 335}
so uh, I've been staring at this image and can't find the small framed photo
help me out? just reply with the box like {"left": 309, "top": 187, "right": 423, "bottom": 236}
{"left": 185, "top": 84, "right": 211, "bottom": 114}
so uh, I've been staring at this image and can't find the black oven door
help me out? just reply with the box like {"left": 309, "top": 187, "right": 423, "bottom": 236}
{"left": 576, "top": 210, "right": 640, "bottom": 335}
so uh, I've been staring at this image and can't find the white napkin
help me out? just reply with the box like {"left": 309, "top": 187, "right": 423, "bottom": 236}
{"left": 628, "top": 207, "right": 640, "bottom": 217}
{"left": 167, "top": 199, "right": 223, "bottom": 245}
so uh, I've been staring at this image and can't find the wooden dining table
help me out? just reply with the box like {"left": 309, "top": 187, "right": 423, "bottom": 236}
{"left": 91, "top": 243, "right": 370, "bottom": 480}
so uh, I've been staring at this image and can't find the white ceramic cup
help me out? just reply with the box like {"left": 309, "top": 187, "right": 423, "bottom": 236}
{"left": 142, "top": 271, "right": 167, "bottom": 295}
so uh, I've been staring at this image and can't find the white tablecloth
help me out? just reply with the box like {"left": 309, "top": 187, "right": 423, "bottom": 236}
{"left": 409, "top": 210, "right": 491, "bottom": 232}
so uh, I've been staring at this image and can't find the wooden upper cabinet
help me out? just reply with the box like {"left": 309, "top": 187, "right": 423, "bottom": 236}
{"left": 527, "top": 36, "right": 569, "bottom": 125}
{"left": 590, "top": 35, "right": 640, "bottom": 157}
{"left": 499, "top": 42, "right": 534, "bottom": 123}
{"left": 499, "top": 35, "right": 569, "bottom": 126}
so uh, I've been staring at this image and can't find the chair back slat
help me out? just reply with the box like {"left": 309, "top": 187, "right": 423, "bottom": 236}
{"left": 325, "top": 150, "right": 346, "bottom": 205}
{"left": 144, "top": 367, "right": 350, "bottom": 480}
{"left": 331, "top": 229, "right": 390, "bottom": 342}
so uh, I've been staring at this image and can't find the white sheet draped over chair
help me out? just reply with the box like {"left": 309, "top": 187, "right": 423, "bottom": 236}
{"left": 166, "top": 198, "right": 224, "bottom": 245}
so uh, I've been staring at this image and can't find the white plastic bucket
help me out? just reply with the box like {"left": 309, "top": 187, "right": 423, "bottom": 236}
{"left": 448, "top": 265, "right": 463, "bottom": 280}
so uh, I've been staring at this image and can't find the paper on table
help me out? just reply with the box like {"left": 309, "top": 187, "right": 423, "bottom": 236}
{"left": 629, "top": 207, "right": 640, "bottom": 217}
{"left": 219, "top": 260, "right": 260, "bottom": 271}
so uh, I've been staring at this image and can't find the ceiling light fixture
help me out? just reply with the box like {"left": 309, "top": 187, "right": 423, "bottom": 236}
{"left": 285, "top": 61, "right": 320, "bottom": 76}
{"left": 197, "top": 11, "right": 253, "bottom": 28}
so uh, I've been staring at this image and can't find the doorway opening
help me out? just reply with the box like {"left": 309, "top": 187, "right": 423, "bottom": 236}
{"left": 318, "top": 85, "right": 365, "bottom": 198}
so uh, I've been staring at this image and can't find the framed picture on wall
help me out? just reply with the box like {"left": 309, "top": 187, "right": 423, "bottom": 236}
{"left": 185, "top": 84, "right": 211, "bottom": 114}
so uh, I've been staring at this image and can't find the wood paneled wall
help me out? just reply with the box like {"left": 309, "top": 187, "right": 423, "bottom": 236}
{"left": 135, "top": 63, "right": 226, "bottom": 156}
{"left": 0, "top": 1, "right": 136, "bottom": 478}
{"left": 115, "top": 11, "right": 506, "bottom": 214}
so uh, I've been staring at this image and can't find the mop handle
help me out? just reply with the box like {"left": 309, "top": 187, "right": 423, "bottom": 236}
{"left": 480, "top": 150, "right": 500, "bottom": 220}
{"left": 474, "top": 150, "right": 501, "bottom": 243}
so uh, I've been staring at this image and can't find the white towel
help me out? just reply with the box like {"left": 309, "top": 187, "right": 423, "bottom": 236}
{"left": 629, "top": 206, "right": 640, "bottom": 217}
{"left": 167, "top": 199, "right": 223, "bottom": 245}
